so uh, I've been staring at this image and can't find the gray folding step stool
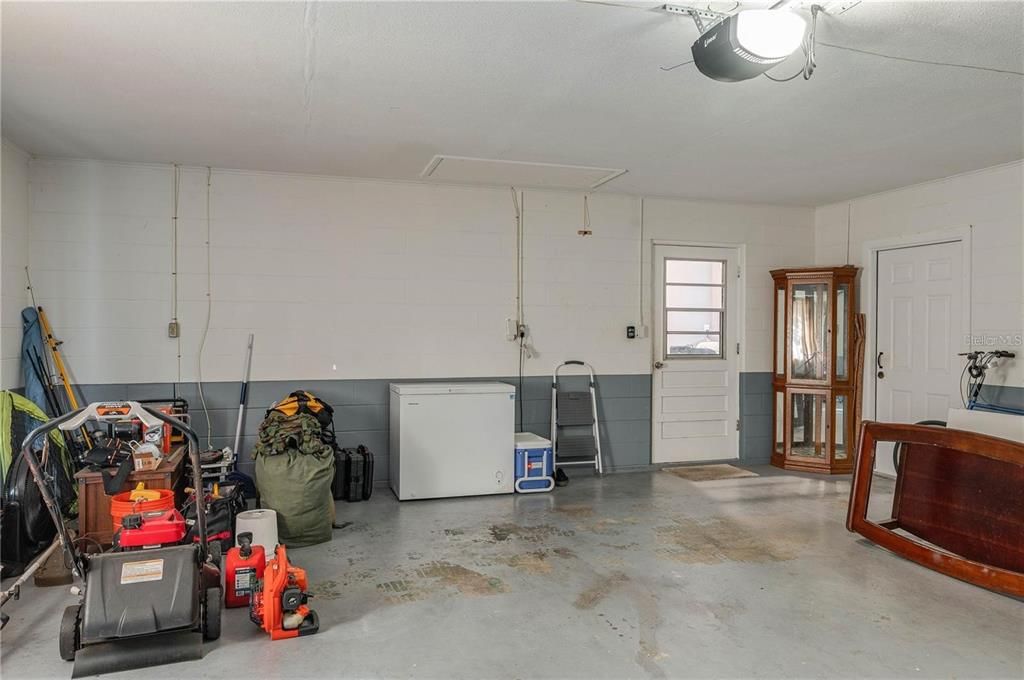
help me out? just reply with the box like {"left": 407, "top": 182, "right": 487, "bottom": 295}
{"left": 550, "top": 361, "right": 603, "bottom": 475}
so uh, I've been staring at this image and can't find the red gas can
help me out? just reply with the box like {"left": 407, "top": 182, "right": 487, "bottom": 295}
{"left": 224, "top": 532, "right": 266, "bottom": 608}
{"left": 115, "top": 508, "right": 186, "bottom": 549}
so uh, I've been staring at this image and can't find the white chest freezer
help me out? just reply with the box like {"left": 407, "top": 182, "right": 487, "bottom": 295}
{"left": 389, "top": 382, "right": 515, "bottom": 500}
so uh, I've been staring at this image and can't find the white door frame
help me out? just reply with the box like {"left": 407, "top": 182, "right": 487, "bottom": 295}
{"left": 646, "top": 240, "right": 746, "bottom": 463}
{"left": 861, "top": 227, "right": 972, "bottom": 423}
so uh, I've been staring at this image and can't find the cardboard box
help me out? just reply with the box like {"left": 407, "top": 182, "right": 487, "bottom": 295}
{"left": 132, "top": 447, "right": 163, "bottom": 472}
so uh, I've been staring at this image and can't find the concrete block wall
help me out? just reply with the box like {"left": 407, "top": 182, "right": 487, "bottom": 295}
{"left": 1, "top": 140, "right": 31, "bottom": 389}
{"left": 815, "top": 161, "right": 1024, "bottom": 406}
{"left": 75, "top": 373, "right": 654, "bottom": 480}
{"left": 25, "top": 159, "right": 817, "bottom": 385}
{"left": 27, "top": 156, "right": 1019, "bottom": 471}
{"left": 76, "top": 370, "right": 784, "bottom": 480}
{"left": 23, "top": 157, "right": 817, "bottom": 470}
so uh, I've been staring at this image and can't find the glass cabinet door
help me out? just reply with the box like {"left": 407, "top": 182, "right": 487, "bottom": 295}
{"left": 774, "top": 390, "right": 785, "bottom": 454}
{"left": 789, "top": 392, "right": 828, "bottom": 458}
{"left": 775, "top": 287, "right": 786, "bottom": 376}
{"left": 835, "top": 283, "right": 849, "bottom": 380}
{"left": 790, "top": 282, "right": 830, "bottom": 381}
{"left": 833, "top": 394, "right": 847, "bottom": 460}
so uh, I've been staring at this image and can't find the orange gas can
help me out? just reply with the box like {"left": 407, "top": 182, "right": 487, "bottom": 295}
{"left": 224, "top": 532, "right": 266, "bottom": 608}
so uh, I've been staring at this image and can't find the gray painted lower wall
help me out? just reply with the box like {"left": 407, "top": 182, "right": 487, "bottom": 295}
{"left": 75, "top": 375, "right": 652, "bottom": 481}
{"left": 738, "top": 372, "right": 774, "bottom": 464}
{"left": 54, "top": 373, "right": 1024, "bottom": 482}
{"left": 73, "top": 372, "right": 778, "bottom": 480}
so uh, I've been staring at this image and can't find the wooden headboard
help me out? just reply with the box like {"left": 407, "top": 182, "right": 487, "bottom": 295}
{"left": 847, "top": 421, "right": 1024, "bottom": 597}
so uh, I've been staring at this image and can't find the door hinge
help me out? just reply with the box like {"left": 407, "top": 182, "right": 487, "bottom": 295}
{"left": 736, "top": 342, "right": 740, "bottom": 355}
{"left": 736, "top": 419, "right": 740, "bottom": 431}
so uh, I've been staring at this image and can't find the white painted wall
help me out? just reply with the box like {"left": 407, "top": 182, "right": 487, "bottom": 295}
{"left": 1, "top": 140, "right": 31, "bottom": 389}
{"left": 642, "top": 198, "right": 816, "bottom": 374}
{"left": 26, "top": 158, "right": 815, "bottom": 385}
{"left": 815, "top": 161, "right": 1024, "bottom": 390}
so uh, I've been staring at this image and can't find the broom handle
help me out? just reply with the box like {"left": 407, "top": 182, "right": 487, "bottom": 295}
{"left": 37, "top": 306, "right": 93, "bottom": 449}
{"left": 232, "top": 334, "right": 254, "bottom": 460}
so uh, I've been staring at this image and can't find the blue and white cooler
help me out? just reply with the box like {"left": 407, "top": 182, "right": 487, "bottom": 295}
{"left": 514, "top": 432, "right": 555, "bottom": 493}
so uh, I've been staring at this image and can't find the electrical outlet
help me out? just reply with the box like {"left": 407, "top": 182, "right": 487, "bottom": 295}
{"left": 167, "top": 320, "right": 180, "bottom": 338}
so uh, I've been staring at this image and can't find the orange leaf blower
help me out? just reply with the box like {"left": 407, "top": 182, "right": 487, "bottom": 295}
{"left": 249, "top": 544, "right": 319, "bottom": 640}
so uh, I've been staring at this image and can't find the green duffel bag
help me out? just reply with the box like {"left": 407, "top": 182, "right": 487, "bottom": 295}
{"left": 254, "top": 445, "right": 335, "bottom": 548}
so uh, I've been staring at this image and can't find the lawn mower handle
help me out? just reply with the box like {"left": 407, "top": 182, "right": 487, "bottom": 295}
{"left": 19, "top": 402, "right": 209, "bottom": 578}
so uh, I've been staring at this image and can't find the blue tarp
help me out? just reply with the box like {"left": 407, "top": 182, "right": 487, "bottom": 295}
{"left": 20, "top": 307, "right": 50, "bottom": 415}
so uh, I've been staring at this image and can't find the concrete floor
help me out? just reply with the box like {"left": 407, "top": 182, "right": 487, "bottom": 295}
{"left": 2, "top": 466, "right": 1021, "bottom": 679}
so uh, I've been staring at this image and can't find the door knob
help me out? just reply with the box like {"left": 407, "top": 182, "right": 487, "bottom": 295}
{"left": 877, "top": 371, "right": 885, "bottom": 379}
{"left": 654, "top": 361, "right": 664, "bottom": 369}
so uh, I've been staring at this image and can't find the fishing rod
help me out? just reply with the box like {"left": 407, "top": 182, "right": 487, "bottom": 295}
{"left": 26, "top": 267, "right": 93, "bottom": 449}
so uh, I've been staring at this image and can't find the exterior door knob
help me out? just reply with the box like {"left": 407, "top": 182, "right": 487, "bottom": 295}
{"left": 654, "top": 361, "right": 664, "bottom": 369}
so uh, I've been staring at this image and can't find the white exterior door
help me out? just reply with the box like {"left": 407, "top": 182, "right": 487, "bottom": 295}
{"left": 652, "top": 245, "right": 740, "bottom": 463}
{"left": 875, "top": 240, "right": 964, "bottom": 475}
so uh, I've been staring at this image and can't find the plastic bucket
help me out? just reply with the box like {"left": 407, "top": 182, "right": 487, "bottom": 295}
{"left": 110, "top": 488, "right": 175, "bottom": 529}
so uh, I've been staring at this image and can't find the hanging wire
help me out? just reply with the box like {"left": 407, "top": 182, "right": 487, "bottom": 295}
{"left": 510, "top": 186, "right": 526, "bottom": 431}
{"left": 196, "top": 167, "right": 214, "bottom": 449}
{"left": 660, "top": 59, "right": 694, "bottom": 72}
{"left": 817, "top": 42, "right": 1024, "bottom": 77}
{"left": 764, "top": 4, "right": 819, "bottom": 82}
{"left": 171, "top": 164, "right": 182, "bottom": 380}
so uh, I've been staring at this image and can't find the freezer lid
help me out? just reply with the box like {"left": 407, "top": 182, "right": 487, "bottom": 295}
{"left": 390, "top": 382, "right": 516, "bottom": 396}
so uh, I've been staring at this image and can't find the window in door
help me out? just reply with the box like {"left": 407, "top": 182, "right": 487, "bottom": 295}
{"left": 664, "top": 259, "right": 726, "bottom": 358}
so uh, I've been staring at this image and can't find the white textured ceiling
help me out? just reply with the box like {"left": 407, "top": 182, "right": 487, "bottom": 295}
{"left": 2, "top": 1, "right": 1022, "bottom": 205}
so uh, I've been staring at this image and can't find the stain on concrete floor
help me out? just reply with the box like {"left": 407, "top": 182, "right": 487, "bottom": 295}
{"left": 376, "top": 578, "right": 429, "bottom": 604}
{"left": 654, "top": 516, "right": 797, "bottom": 564}
{"left": 495, "top": 546, "right": 577, "bottom": 574}
{"left": 415, "top": 561, "right": 508, "bottom": 596}
{"left": 574, "top": 570, "right": 629, "bottom": 610}
{"left": 310, "top": 579, "right": 343, "bottom": 600}
{"left": 554, "top": 503, "right": 594, "bottom": 519}
{"left": 488, "top": 523, "right": 575, "bottom": 542}
{"left": 5, "top": 470, "right": 1021, "bottom": 680}
{"left": 599, "top": 541, "right": 640, "bottom": 551}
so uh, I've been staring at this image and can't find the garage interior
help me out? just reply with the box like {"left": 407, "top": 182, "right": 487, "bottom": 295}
{"left": 1, "top": 1, "right": 1022, "bottom": 679}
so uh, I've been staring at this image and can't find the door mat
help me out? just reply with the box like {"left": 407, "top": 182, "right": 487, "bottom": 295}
{"left": 662, "top": 464, "right": 759, "bottom": 482}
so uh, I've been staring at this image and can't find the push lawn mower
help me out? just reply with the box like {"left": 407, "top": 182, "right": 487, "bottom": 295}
{"left": 18, "top": 401, "right": 222, "bottom": 677}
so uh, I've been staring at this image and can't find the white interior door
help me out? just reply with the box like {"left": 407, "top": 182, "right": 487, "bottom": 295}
{"left": 652, "top": 245, "right": 740, "bottom": 463}
{"left": 875, "top": 240, "right": 964, "bottom": 475}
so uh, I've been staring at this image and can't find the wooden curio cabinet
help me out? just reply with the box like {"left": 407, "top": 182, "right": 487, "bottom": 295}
{"left": 771, "top": 266, "right": 859, "bottom": 474}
